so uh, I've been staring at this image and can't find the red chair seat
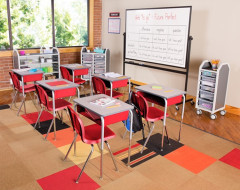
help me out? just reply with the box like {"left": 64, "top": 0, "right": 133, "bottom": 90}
{"left": 106, "top": 90, "right": 123, "bottom": 99}
{"left": 147, "top": 107, "right": 168, "bottom": 122}
{"left": 84, "top": 124, "right": 116, "bottom": 144}
{"left": 72, "top": 78, "right": 86, "bottom": 85}
{"left": 48, "top": 99, "right": 72, "bottom": 111}
{"left": 19, "top": 84, "right": 35, "bottom": 93}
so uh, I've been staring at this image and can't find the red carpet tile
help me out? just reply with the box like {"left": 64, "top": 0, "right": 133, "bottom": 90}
{"left": 21, "top": 111, "right": 53, "bottom": 124}
{"left": 164, "top": 145, "right": 216, "bottom": 174}
{"left": 47, "top": 127, "right": 81, "bottom": 148}
{"left": 219, "top": 148, "right": 240, "bottom": 169}
{"left": 37, "top": 165, "right": 100, "bottom": 190}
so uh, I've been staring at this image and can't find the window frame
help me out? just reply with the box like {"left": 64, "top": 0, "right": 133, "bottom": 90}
{"left": 1, "top": 0, "right": 89, "bottom": 51}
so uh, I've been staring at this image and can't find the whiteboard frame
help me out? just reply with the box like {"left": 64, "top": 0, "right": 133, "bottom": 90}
{"left": 125, "top": 6, "right": 192, "bottom": 69}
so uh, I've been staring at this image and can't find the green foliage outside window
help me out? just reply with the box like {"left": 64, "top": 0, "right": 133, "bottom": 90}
{"left": 0, "top": 0, "right": 88, "bottom": 50}
{"left": 0, "top": 1, "right": 10, "bottom": 50}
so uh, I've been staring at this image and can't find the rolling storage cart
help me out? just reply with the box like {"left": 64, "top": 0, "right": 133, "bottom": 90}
{"left": 80, "top": 47, "right": 110, "bottom": 80}
{"left": 13, "top": 47, "right": 60, "bottom": 79}
{"left": 195, "top": 60, "right": 230, "bottom": 119}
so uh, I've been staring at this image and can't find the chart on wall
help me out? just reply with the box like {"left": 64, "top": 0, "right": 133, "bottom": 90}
{"left": 125, "top": 6, "right": 192, "bottom": 68}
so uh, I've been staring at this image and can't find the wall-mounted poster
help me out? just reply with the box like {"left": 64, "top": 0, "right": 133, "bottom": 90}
{"left": 108, "top": 18, "right": 121, "bottom": 34}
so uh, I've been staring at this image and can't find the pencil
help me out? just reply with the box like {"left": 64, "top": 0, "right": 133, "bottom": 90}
{"left": 107, "top": 104, "right": 121, "bottom": 109}
{"left": 164, "top": 90, "right": 173, "bottom": 93}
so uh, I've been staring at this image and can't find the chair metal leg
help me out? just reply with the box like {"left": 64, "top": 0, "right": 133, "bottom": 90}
{"left": 64, "top": 132, "right": 78, "bottom": 161}
{"left": 164, "top": 125, "right": 170, "bottom": 145}
{"left": 178, "top": 120, "right": 183, "bottom": 142}
{"left": 140, "top": 122, "right": 155, "bottom": 154}
{"left": 34, "top": 107, "right": 44, "bottom": 129}
{"left": 76, "top": 144, "right": 94, "bottom": 183}
{"left": 105, "top": 141, "right": 118, "bottom": 171}
{"left": 45, "top": 119, "right": 54, "bottom": 140}
{"left": 17, "top": 94, "right": 26, "bottom": 116}
{"left": 10, "top": 90, "right": 18, "bottom": 109}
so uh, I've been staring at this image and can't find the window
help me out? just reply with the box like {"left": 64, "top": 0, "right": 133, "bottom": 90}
{"left": 0, "top": 0, "right": 10, "bottom": 50}
{"left": 10, "top": 0, "right": 52, "bottom": 49}
{"left": 54, "top": 0, "right": 88, "bottom": 47}
{"left": 0, "top": 0, "right": 89, "bottom": 50}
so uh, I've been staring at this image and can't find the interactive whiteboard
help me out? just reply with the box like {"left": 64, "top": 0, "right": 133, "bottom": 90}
{"left": 125, "top": 6, "right": 192, "bottom": 68}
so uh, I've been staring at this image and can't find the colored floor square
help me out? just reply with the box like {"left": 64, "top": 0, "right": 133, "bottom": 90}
{"left": 46, "top": 128, "right": 81, "bottom": 148}
{"left": 31, "top": 119, "right": 70, "bottom": 135}
{"left": 37, "top": 165, "right": 100, "bottom": 190}
{"left": 219, "top": 148, "right": 240, "bottom": 170}
{"left": 137, "top": 133, "right": 184, "bottom": 156}
{"left": 21, "top": 111, "right": 53, "bottom": 124}
{"left": 58, "top": 141, "right": 107, "bottom": 165}
{"left": 0, "top": 104, "right": 10, "bottom": 110}
{"left": 164, "top": 145, "right": 216, "bottom": 174}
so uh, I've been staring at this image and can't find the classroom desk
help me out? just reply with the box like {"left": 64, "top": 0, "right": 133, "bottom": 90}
{"left": 73, "top": 94, "right": 133, "bottom": 179}
{"left": 12, "top": 69, "right": 44, "bottom": 115}
{"left": 135, "top": 84, "right": 186, "bottom": 151}
{"left": 92, "top": 73, "right": 131, "bottom": 98}
{"left": 36, "top": 79, "right": 80, "bottom": 140}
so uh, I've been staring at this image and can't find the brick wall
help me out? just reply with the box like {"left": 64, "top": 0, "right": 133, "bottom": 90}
{"left": 94, "top": 0, "right": 102, "bottom": 48}
{"left": 0, "top": 57, "right": 13, "bottom": 89}
{"left": 0, "top": 0, "right": 102, "bottom": 90}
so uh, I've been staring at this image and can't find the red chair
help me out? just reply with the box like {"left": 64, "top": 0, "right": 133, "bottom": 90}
{"left": 92, "top": 76, "right": 123, "bottom": 98}
{"left": 136, "top": 91, "right": 169, "bottom": 153}
{"left": 66, "top": 106, "right": 118, "bottom": 183}
{"left": 34, "top": 84, "right": 72, "bottom": 140}
{"left": 60, "top": 66, "right": 87, "bottom": 96}
{"left": 9, "top": 71, "right": 36, "bottom": 116}
{"left": 60, "top": 66, "right": 86, "bottom": 85}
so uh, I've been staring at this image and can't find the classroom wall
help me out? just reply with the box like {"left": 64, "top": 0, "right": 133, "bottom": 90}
{"left": 102, "top": 0, "right": 240, "bottom": 108}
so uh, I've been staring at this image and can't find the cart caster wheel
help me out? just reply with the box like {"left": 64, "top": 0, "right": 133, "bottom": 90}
{"left": 191, "top": 100, "right": 195, "bottom": 105}
{"left": 175, "top": 106, "right": 179, "bottom": 111}
{"left": 220, "top": 110, "right": 226, "bottom": 116}
{"left": 210, "top": 114, "right": 217, "bottom": 120}
{"left": 196, "top": 109, "right": 202, "bottom": 115}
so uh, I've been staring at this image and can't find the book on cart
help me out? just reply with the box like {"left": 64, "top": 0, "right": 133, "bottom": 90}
{"left": 90, "top": 97, "right": 115, "bottom": 106}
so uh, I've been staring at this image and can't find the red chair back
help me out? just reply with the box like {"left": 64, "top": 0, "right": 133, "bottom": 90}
{"left": 35, "top": 84, "right": 50, "bottom": 109}
{"left": 9, "top": 72, "right": 20, "bottom": 90}
{"left": 60, "top": 66, "right": 71, "bottom": 81}
{"left": 67, "top": 106, "right": 86, "bottom": 142}
{"left": 92, "top": 77, "right": 106, "bottom": 95}
{"left": 136, "top": 91, "right": 149, "bottom": 119}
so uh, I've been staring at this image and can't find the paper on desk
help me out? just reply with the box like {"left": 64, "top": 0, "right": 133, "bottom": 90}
{"left": 103, "top": 72, "right": 122, "bottom": 78}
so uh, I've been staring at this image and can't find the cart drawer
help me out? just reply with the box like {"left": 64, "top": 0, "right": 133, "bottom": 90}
{"left": 201, "top": 80, "right": 215, "bottom": 87}
{"left": 201, "top": 71, "right": 216, "bottom": 78}
{"left": 199, "top": 90, "right": 214, "bottom": 101}
{"left": 198, "top": 98, "right": 213, "bottom": 111}
{"left": 200, "top": 85, "right": 215, "bottom": 93}
{"left": 201, "top": 76, "right": 216, "bottom": 83}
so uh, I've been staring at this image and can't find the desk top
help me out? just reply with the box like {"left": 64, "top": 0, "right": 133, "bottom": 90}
{"left": 93, "top": 73, "right": 130, "bottom": 82}
{"left": 74, "top": 94, "right": 133, "bottom": 117}
{"left": 62, "top": 64, "right": 90, "bottom": 71}
{"left": 135, "top": 84, "right": 186, "bottom": 99}
{"left": 12, "top": 69, "right": 44, "bottom": 76}
{"left": 36, "top": 79, "right": 79, "bottom": 91}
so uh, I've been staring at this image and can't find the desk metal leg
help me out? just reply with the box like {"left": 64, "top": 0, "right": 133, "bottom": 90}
{"left": 178, "top": 95, "right": 186, "bottom": 142}
{"left": 110, "top": 82, "right": 113, "bottom": 97}
{"left": 128, "top": 79, "right": 131, "bottom": 99}
{"left": 76, "top": 87, "right": 80, "bottom": 99}
{"left": 52, "top": 92, "right": 56, "bottom": 140}
{"left": 127, "top": 110, "right": 133, "bottom": 166}
{"left": 17, "top": 94, "right": 26, "bottom": 116}
{"left": 161, "top": 99, "right": 168, "bottom": 151}
{"left": 89, "top": 69, "right": 93, "bottom": 96}
{"left": 100, "top": 117, "right": 105, "bottom": 179}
